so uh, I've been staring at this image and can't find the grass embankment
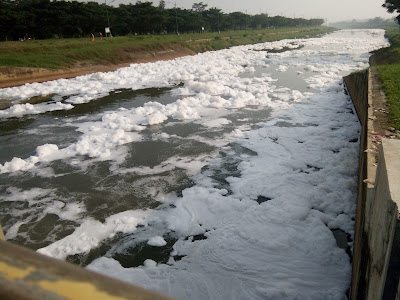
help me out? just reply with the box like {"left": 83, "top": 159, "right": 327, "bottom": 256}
{"left": 0, "top": 26, "right": 334, "bottom": 70}
{"left": 373, "top": 29, "right": 400, "bottom": 130}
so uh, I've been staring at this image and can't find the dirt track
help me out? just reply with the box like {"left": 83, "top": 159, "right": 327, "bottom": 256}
{"left": 0, "top": 47, "right": 194, "bottom": 89}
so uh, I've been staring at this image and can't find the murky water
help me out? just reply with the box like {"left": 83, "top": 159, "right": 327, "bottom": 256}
{"left": 0, "top": 55, "right": 324, "bottom": 261}
{"left": 0, "top": 59, "right": 341, "bottom": 258}
{"left": 0, "top": 83, "right": 274, "bottom": 253}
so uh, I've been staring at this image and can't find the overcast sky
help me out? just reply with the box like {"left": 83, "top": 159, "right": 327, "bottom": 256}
{"left": 104, "top": 0, "right": 393, "bottom": 22}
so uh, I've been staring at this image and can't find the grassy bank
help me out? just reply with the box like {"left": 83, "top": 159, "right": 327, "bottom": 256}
{"left": 373, "top": 29, "right": 400, "bottom": 130}
{"left": 0, "top": 27, "right": 334, "bottom": 70}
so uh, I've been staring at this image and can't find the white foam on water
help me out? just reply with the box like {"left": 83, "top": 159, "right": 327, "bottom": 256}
{"left": 0, "top": 102, "right": 74, "bottom": 118}
{"left": 115, "top": 153, "right": 217, "bottom": 177}
{"left": 44, "top": 201, "right": 86, "bottom": 221}
{"left": 201, "top": 118, "right": 232, "bottom": 128}
{"left": 1, "top": 187, "right": 86, "bottom": 241}
{"left": 86, "top": 30, "right": 386, "bottom": 300}
{"left": 87, "top": 86, "right": 359, "bottom": 300}
{"left": 38, "top": 209, "right": 150, "bottom": 259}
{"left": 148, "top": 236, "right": 167, "bottom": 247}
{"left": 1, "top": 187, "right": 54, "bottom": 203}
{"left": 276, "top": 65, "right": 288, "bottom": 72}
{"left": 0, "top": 30, "right": 386, "bottom": 116}
{"left": 0, "top": 29, "right": 390, "bottom": 299}
{"left": 0, "top": 120, "right": 143, "bottom": 174}
{"left": 5, "top": 221, "right": 26, "bottom": 240}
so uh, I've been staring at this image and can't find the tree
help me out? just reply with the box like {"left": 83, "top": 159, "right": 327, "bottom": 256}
{"left": 192, "top": 2, "right": 207, "bottom": 12}
{"left": 203, "top": 8, "right": 222, "bottom": 32}
{"left": 250, "top": 14, "right": 269, "bottom": 29}
{"left": 0, "top": 0, "right": 326, "bottom": 40}
{"left": 229, "top": 12, "right": 247, "bottom": 30}
{"left": 383, "top": 0, "right": 400, "bottom": 23}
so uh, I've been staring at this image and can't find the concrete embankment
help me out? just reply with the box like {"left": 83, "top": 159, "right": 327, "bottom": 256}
{"left": 344, "top": 67, "right": 400, "bottom": 299}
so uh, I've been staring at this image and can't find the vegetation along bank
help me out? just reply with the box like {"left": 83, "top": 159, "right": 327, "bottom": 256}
{"left": 371, "top": 29, "right": 400, "bottom": 130}
{"left": 0, "top": 26, "right": 335, "bottom": 90}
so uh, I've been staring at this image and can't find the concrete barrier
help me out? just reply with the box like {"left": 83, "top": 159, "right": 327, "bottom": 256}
{"left": 379, "top": 139, "right": 400, "bottom": 299}
{"left": 0, "top": 239, "right": 173, "bottom": 300}
{"left": 364, "top": 139, "right": 400, "bottom": 299}
{"left": 0, "top": 224, "right": 5, "bottom": 241}
{"left": 344, "top": 69, "right": 371, "bottom": 300}
{"left": 345, "top": 69, "right": 400, "bottom": 300}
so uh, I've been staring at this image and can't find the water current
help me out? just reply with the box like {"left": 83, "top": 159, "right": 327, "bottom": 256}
{"left": 0, "top": 30, "right": 389, "bottom": 299}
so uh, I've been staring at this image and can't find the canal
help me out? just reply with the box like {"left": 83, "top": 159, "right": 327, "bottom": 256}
{"left": 0, "top": 30, "right": 389, "bottom": 299}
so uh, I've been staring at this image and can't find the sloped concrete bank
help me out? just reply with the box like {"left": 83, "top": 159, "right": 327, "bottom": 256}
{"left": 344, "top": 68, "right": 400, "bottom": 300}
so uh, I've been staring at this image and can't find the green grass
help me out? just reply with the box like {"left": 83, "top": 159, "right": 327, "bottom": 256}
{"left": 376, "top": 63, "right": 400, "bottom": 129}
{"left": 373, "top": 29, "right": 400, "bottom": 130}
{"left": 0, "top": 26, "right": 335, "bottom": 69}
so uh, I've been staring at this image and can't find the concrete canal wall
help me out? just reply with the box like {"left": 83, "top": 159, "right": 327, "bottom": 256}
{"left": 344, "top": 69, "right": 400, "bottom": 300}
{"left": 0, "top": 237, "right": 174, "bottom": 300}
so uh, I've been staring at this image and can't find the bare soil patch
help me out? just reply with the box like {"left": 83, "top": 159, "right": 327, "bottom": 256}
{"left": 0, "top": 47, "right": 194, "bottom": 89}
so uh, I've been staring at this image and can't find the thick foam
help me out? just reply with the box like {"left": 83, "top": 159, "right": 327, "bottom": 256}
{"left": 37, "top": 210, "right": 149, "bottom": 259}
{"left": 0, "top": 30, "right": 389, "bottom": 300}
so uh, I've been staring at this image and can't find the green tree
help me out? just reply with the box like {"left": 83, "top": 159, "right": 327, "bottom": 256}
{"left": 192, "top": 2, "right": 207, "bottom": 12}
{"left": 0, "top": 0, "right": 326, "bottom": 40}
{"left": 203, "top": 8, "right": 222, "bottom": 32}
{"left": 383, "top": 0, "right": 400, "bottom": 23}
{"left": 229, "top": 12, "right": 247, "bottom": 30}
{"left": 250, "top": 13, "right": 269, "bottom": 29}
{"left": 0, "top": 0, "right": 16, "bottom": 40}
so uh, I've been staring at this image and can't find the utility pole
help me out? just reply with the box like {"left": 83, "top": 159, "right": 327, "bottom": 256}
{"left": 175, "top": 2, "right": 179, "bottom": 35}
{"left": 105, "top": 0, "right": 110, "bottom": 28}
{"left": 166, "top": 1, "right": 179, "bottom": 35}
{"left": 246, "top": 9, "right": 248, "bottom": 30}
{"left": 104, "top": 0, "right": 115, "bottom": 37}
{"left": 217, "top": 11, "right": 220, "bottom": 33}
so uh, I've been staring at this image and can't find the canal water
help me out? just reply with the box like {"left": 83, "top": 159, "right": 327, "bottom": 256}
{"left": 0, "top": 30, "right": 389, "bottom": 299}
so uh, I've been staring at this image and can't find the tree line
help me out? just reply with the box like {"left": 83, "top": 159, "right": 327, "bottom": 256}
{"left": 0, "top": 0, "right": 325, "bottom": 41}
{"left": 383, "top": 0, "right": 400, "bottom": 23}
{"left": 329, "top": 17, "right": 396, "bottom": 29}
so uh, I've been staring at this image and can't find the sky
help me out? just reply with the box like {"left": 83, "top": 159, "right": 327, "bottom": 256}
{"left": 103, "top": 0, "right": 393, "bottom": 23}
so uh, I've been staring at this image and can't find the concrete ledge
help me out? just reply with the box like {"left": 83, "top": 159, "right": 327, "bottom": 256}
{"left": 0, "top": 239, "right": 173, "bottom": 300}
{"left": 382, "top": 139, "right": 400, "bottom": 207}
{"left": 345, "top": 68, "right": 400, "bottom": 300}
{"left": 0, "top": 224, "right": 5, "bottom": 241}
{"left": 365, "top": 139, "right": 400, "bottom": 299}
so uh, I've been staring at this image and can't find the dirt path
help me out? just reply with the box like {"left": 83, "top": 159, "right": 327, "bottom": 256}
{"left": 0, "top": 47, "right": 194, "bottom": 89}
